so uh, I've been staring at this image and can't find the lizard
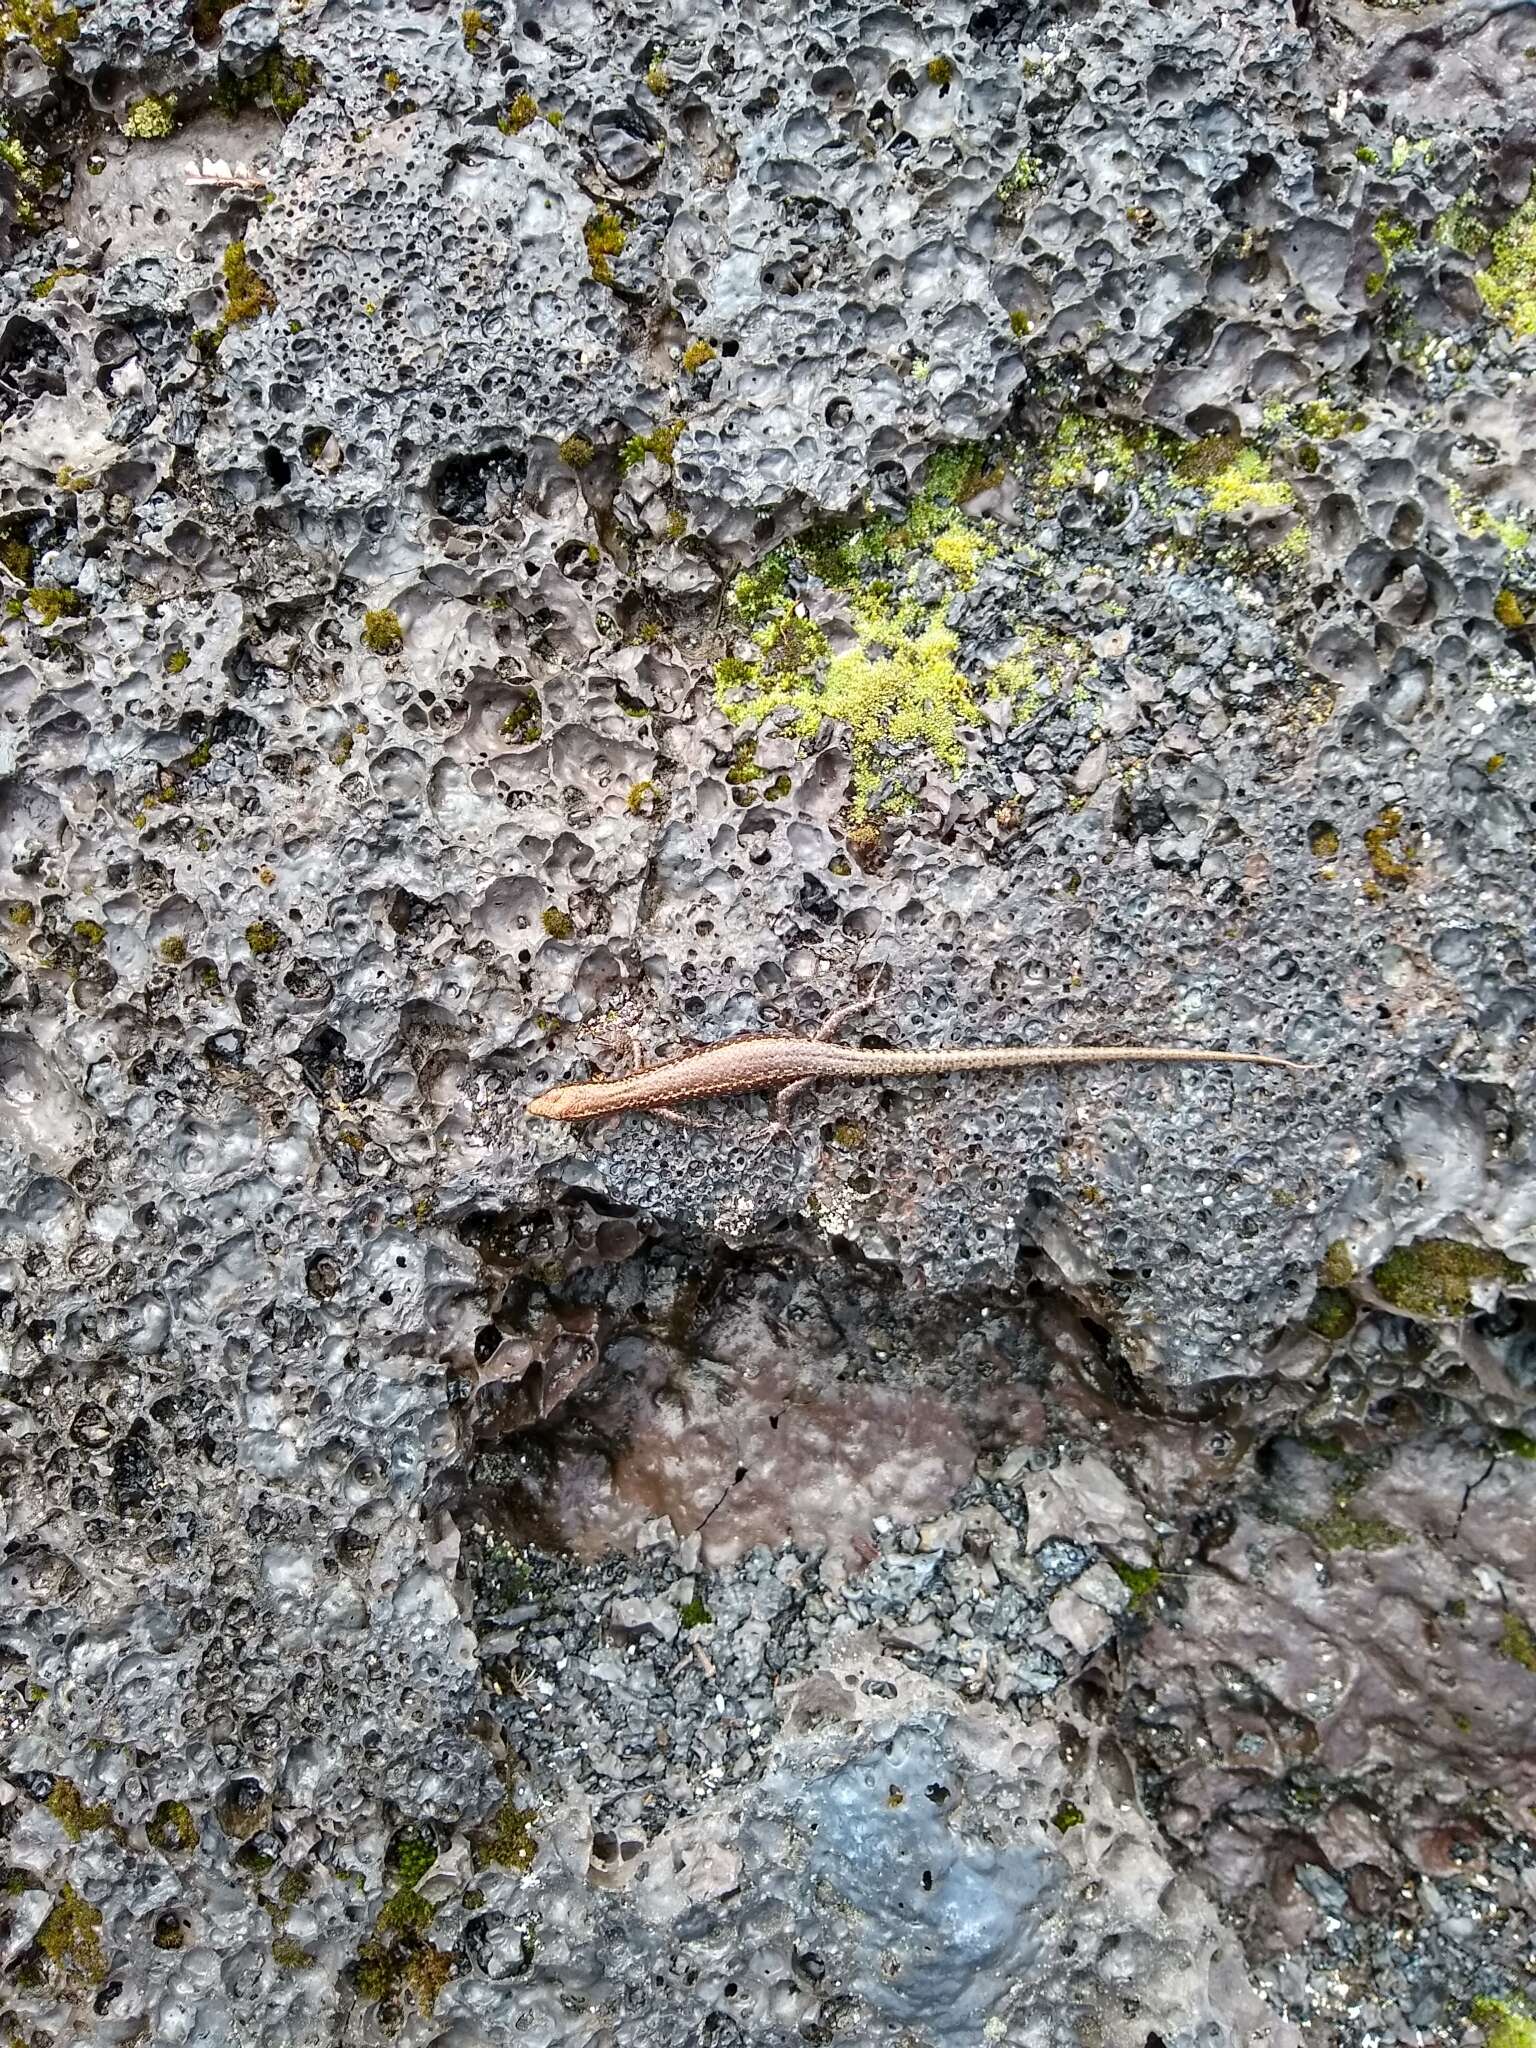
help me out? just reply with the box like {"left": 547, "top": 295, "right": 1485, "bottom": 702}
{"left": 524, "top": 997, "right": 1308, "bottom": 1132}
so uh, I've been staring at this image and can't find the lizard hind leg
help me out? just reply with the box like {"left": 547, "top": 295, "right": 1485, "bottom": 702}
{"left": 814, "top": 960, "right": 891, "bottom": 1042}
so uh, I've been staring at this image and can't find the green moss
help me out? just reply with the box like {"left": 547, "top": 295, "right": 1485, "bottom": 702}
{"left": 1472, "top": 2000, "right": 1536, "bottom": 2048}
{"left": 1499, "top": 1612, "right": 1536, "bottom": 1673}
{"left": 1295, "top": 400, "right": 1363, "bottom": 439}
{"left": 124, "top": 92, "right": 176, "bottom": 139}
{"left": 1306, "top": 1505, "right": 1405, "bottom": 1553}
{"left": 0, "top": 534, "right": 33, "bottom": 580}
{"left": 386, "top": 1826, "right": 438, "bottom": 1887}
{"left": 1497, "top": 1429, "right": 1536, "bottom": 1460}
{"left": 1319, "top": 1240, "right": 1355, "bottom": 1287}
{"left": 1476, "top": 184, "right": 1536, "bottom": 339}
{"left": 1496, "top": 587, "right": 1527, "bottom": 628}
{"left": 831, "top": 1120, "right": 864, "bottom": 1147}
{"left": 461, "top": 6, "right": 488, "bottom": 50}
{"left": 1193, "top": 443, "right": 1295, "bottom": 518}
{"left": 1372, "top": 211, "right": 1416, "bottom": 270}
{"left": 361, "top": 606, "right": 404, "bottom": 654}
{"left": 501, "top": 89, "right": 539, "bottom": 131}
{"left": 540, "top": 907, "right": 574, "bottom": 940}
{"left": 500, "top": 697, "right": 542, "bottom": 742}
{"left": 1009, "top": 308, "right": 1032, "bottom": 336}
{"left": 1109, "top": 1559, "right": 1162, "bottom": 1614}
{"left": 681, "top": 338, "right": 717, "bottom": 373}
{"left": 1308, "top": 822, "right": 1340, "bottom": 858}
{"left": 71, "top": 918, "right": 105, "bottom": 947}
{"left": 558, "top": 432, "right": 594, "bottom": 468}
{"left": 245, "top": 919, "right": 282, "bottom": 957}
{"left": 271, "top": 1934, "right": 313, "bottom": 1970}
{"left": 213, "top": 49, "right": 316, "bottom": 121}
{"left": 584, "top": 209, "right": 626, "bottom": 285}
{"left": 377, "top": 1884, "right": 435, "bottom": 1936}
{"left": 35, "top": 1883, "right": 106, "bottom": 1983}
{"left": 619, "top": 418, "right": 685, "bottom": 472}
{"left": 1437, "top": 198, "right": 1491, "bottom": 260}
{"left": 146, "top": 1799, "right": 198, "bottom": 1852}
{"left": 626, "top": 779, "right": 656, "bottom": 814}
{"left": 44, "top": 1779, "right": 114, "bottom": 1840}
{"left": 165, "top": 647, "right": 191, "bottom": 673}
{"left": 221, "top": 239, "right": 275, "bottom": 327}
{"left": 930, "top": 523, "right": 991, "bottom": 587}
{"left": 925, "top": 54, "right": 953, "bottom": 86}
{"left": 1305, "top": 1288, "right": 1357, "bottom": 1341}
{"left": 30, "top": 262, "right": 83, "bottom": 298}
{"left": 353, "top": 1937, "right": 399, "bottom": 2000}
{"left": 404, "top": 1941, "right": 454, "bottom": 2016}
{"left": 1363, "top": 805, "right": 1416, "bottom": 884}
{"left": 1372, "top": 1237, "right": 1526, "bottom": 1319}
{"left": 7, "top": 902, "right": 34, "bottom": 927}
{"left": 679, "top": 1595, "right": 712, "bottom": 1627}
{"left": 0, "top": 0, "right": 79, "bottom": 64}
{"left": 472, "top": 1794, "right": 539, "bottom": 1872}
{"left": 21, "top": 584, "right": 82, "bottom": 626}
{"left": 998, "top": 151, "right": 1041, "bottom": 202}
{"left": 1447, "top": 483, "right": 1528, "bottom": 553}
{"left": 1050, "top": 1802, "right": 1085, "bottom": 1832}
{"left": 645, "top": 53, "right": 670, "bottom": 96}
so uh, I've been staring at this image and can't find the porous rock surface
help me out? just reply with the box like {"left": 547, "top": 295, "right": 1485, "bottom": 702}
{"left": 0, "top": 0, "right": 1534, "bottom": 2042}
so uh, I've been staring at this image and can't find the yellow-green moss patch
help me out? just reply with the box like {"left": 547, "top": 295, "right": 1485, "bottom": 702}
{"left": 146, "top": 1799, "right": 198, "bottom": 1852}
{"left": 1, "top": 0, "right": 79, "bottom": 65}
{"left": 124, "top": 93, "right": 176, "bottom": 139}
{"left": 1471, "top": 1999, "right": 1536, "bottom": 2048}
{"left": 35, "top": 1882, "right": 106, "bottom": 1982}
{"left": 471, "top": 1794, "right": 539, "bottom": 1872}
{"left": 681, "top": 338, "right": 717, "bottom": 373}
{"left": 501, "top": 89, "right": 538, "bottom": 131}
{"left": 540, "top": 908, "right": 574, "bottom": 940}
{"left": 361, "top": 606, "right": 404, "bottom": 654}
{"left": 245, "top": 920, "right": 282, "bottom": 957}
{"left": 1372, "top": 1237, "right": 1526, "bottom": 1318}
{"left": 584, "top": 210, "right": 626, "bottom": 285}
{"left": 221, "top": 239, "right": 275, "bottom": 328}
{"left": 1499, "top": 1612, "right": 1536, "bottom": 1673}
{"left": 1476, "top": 185, "right": 1536, "bottom": 340}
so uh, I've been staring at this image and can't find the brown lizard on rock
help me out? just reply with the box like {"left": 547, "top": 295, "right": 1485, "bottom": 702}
{"left": 525, "top": 998, "right": 1307, "bottom": 1133}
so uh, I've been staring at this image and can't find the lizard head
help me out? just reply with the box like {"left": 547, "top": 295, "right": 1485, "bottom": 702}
{"left": 525, "top": 1080, "right": 607, "bottom": 1121}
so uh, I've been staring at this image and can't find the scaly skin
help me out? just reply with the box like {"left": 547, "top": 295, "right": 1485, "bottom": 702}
{"left": 525, "top": 1031, "right": 1306, "bottom": 1124}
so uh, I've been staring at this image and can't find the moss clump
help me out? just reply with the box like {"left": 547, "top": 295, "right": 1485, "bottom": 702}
{"left": 1305, "top": 1288, "right": 1357, "bottom": 1341}
{"left": 619, "top": 418, "right": 685, "bottom": 472}
{"left": 584, "top": 210, "right": 626, "bottom": 285}
{"left": 472, "top": 1794, "right": 539, "bottom": 1873}
{"left": 1363, "top": 805, "right": 1416, "bottom": 884}
{"left": 71, "top": 917, "right": 105, "bottom": 947}
{"left": 1295, "top": 400, "right": 1363, "bottom": 439}
{"left": 1372, "top": 1237, "right": 1526, "bottom": 1319}
{"left": 679, "top": 1595, "right": 712, "bottom": 1627}
{"left": 499, "top": 698, "right": 542, "bottom": 743}
{"left": 1, "top": 0, "right": 79, "bottom": 65}
{"left": 7, "top": 902, "right": 34, "bottom": 927}
{"left": 926, "top": 54, "right": 954, "bottom": 86}
{"left": 558, "top": 432, "right": 594, "bottom": 468}
{"left": 1009, "top": 308, "right": 1033, "bottom": 336}
{"left": 1308, "top": 822, "right": 1340, "bottom": 858}
{"left": 626, "top": 779, "right": 656, "bottom": 814}
{"left": 124, "top": 92, "right": 176, "bottom": 139}
{"left": 1307, "top": 1506, "right": 1404, "bottom": 1552}
{"left": 165, "top": 647, "right": 191, "bottom": 673}
{"left": 35, "top": 1883, "right": 106, "bottom": 1982}
{"left": 1499, "top": 1612, "right": 1536, "bottom": 1673}
{"left": 1498, "top": 1429, "right": 1536, "bottom": 1460}
{"left": 1193, "top": 443, "right": 1295, "bottom": 518}
{"left": 271, "top": 1934, "right": 313, "bottom": 1970}
{"left": 221, "top": 239, "right": 276, "bottom": 328}
{"left": 1372, "top": 211, "right": 1416, "bottom": 270}
{"left": 645, "top": 53, "right": 669, "bottom": 96}
{"left": 30, "top": 262, "right": 83, "bottom": 298}
{"left": 214, "top": 48, "right": 316, "bottom": 120}
{"left": 1449, "top": 483, "right": 1530, "bottom": 554}
{"left": 1471, "top": 1999, "right": 1536, "bottom": 2048}
{"left": 245, "top": 920, "right": 282, "bottom": 957}
{"left": 44, "top": 1779, "right": 115, "bottom": 1840}
{"left": 1476, "top": 185, "right": 1536, "bottom": 340}
{"left": 1051, "top": 1802, "right": 1085, "bottom": 1832}
{"left": 1495, "top": 587, "right": 1527, "bottom": 628}
{"left": 361, "top": 606, "right": 404, "bottom": 654}
{"left": 681, "top": 338, "right": 717, "bottom": 373}
{"left": 1319, "top": 1240, "right": 1355, "bottom": 1287}
{"left": 377, "top": 1884, "right": 435, "bottom": 1936}
{"left": 540, "top": 907, "right": 574, "bottom": 940}
{"left": 502, "top": 90, "right": 539, "bottom": 132}
{"left": 386, "top": 1826, "right": 438, "bottom": 1887}
{"left": 18, "top": 585, "right": 82, "bottom": 626}
{"left": 930, "top": 522, "right": 991, "bottom": 587}
{"left": 0, "top": 533, "right": 34, "bottom": 580}
{"left": 1109, "top": 1559, "right": 1162, "bottom": 1614}
{"left": 461, "top": 6, "right": 489, "bottom": 51}
{"left": 146, "top": 1799, "right": 198, "bottom": 1852}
